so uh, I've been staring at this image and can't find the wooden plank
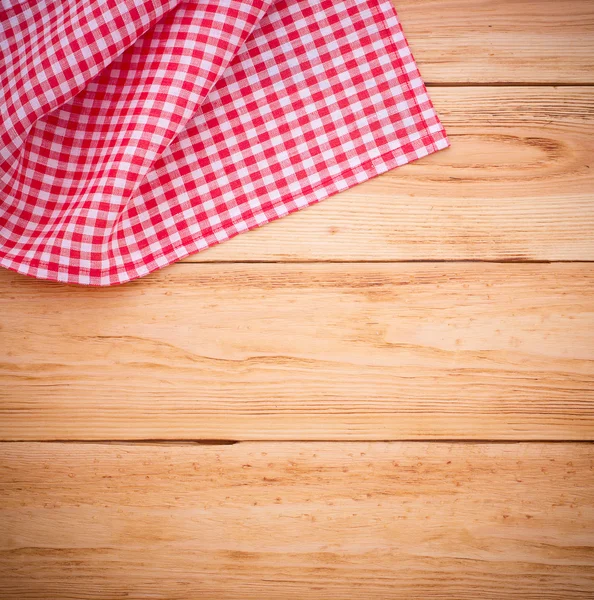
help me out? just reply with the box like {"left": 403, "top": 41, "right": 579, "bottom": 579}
{"left": 1, "top": 263, "right": 593, "bottom": 441}
{"left": 183, "top": 86, "right": 594, "bottom": 263}
{"left": 396, "top": 0, "right": 594, "bottom": 84}
{"left": 1, "top": 441, "right": 593, "bottom": 599}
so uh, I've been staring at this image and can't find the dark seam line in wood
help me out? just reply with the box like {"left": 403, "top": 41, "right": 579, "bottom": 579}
{"left": 1, "top": 439, "right": 593, "bottom": 445}
{"left": 177, "top": 259, "right": 594, "bottom": 265}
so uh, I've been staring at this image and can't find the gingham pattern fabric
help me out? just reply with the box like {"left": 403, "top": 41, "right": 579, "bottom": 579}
{"left": 1, "top": 0, "right": 449, "bottom": 285}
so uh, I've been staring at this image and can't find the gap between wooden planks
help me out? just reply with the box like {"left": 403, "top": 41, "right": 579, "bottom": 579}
{"left": 181, "top": 86, "right": 594, "bottom": 263}
{"left": 1, "top": 263, "right": 592, "bottom": 441}
{"left": 394, "top": 0, "right": 594, "bottom": 84}
{"left": 1, "top": 441, "right": 593, "bottom": 600}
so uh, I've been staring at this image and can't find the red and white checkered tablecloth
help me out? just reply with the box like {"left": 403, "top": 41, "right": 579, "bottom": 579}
{"left": 1, "top": 0, "right": 449, "bottom": 285}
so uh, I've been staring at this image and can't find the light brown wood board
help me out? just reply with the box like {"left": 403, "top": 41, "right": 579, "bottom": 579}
{"left": 1, "top": 263, "right": 592, "bottom": 441}
{"left": 395, "top": 0, "right": 594, "bottom": 84}
{"left": 1, "top": 441, "right": 593, "bottom": 599}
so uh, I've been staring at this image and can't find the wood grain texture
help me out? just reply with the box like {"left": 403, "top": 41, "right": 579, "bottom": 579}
{"left": 183, "top": 87, "right": 594, "bottom": 262}
{"left": 1, "top": 441, "right": 593, "bottom": 599}
{"left": 1, "top": 263, "right": 593, "bottom": 441}
{"left": 396, "top": 0, "right": 594, "bottom": 84}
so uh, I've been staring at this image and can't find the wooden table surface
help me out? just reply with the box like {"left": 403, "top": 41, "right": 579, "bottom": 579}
{"left": 1, "top": 1, "right": 594, "bottom": 598}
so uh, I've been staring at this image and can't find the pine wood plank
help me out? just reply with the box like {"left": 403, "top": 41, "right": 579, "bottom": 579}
{"left": 1, "top": 263, "right": 593, "bottom": 441}
{"left": 1, "top": 441, "right": 593, "bottom": 599}
{"left": 183, "top": 86, "right": 594, "bottom": 263}
{"left": 396, "top": 0, "right": 594, "bottom": 84}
